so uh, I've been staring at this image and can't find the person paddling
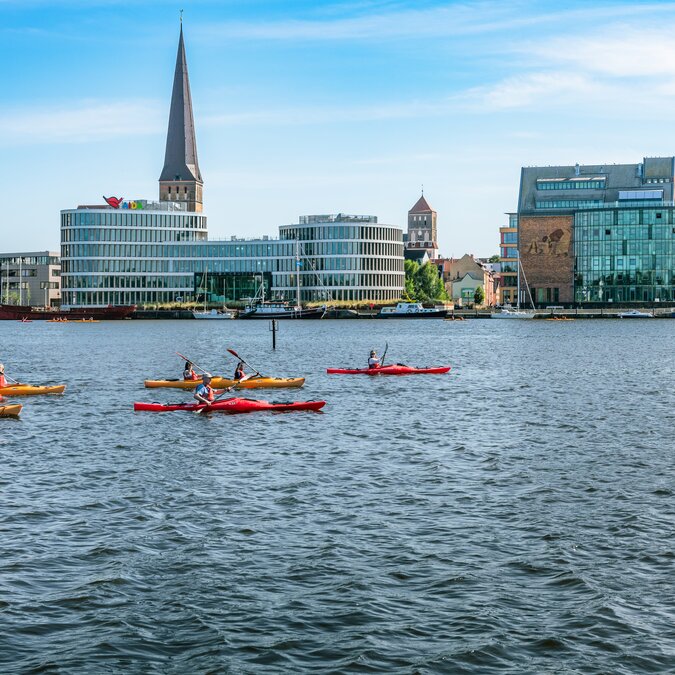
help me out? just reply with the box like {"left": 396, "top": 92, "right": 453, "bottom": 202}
{"left": 193, "top": 373, "right": 225, "bottom": 407}
{"left": 183, "top": 361, "right": 199, "bottom": 381}
{"left": 0, "top": 364, "right": 7, "bottom": 388}
{"left": 368, "top": 351, "right": 380, "bottom": 369}
{"left": 233, "top": 361, "right": 246, "bottom": 381}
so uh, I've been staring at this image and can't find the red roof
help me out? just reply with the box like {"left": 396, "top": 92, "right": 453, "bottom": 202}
{"left": 408, "top": 194, "right": 434, "bottom": 213}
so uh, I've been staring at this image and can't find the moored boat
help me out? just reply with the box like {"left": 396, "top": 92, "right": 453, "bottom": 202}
{"left": 377, "top": 302, "right": 447, "bottom": 319}
{"left": 0, "top": 404, "right": 22, "bottom": 417}
{"left": 192, "top": 308, "right": 234, "bottom": 319}
{"left": 133, "top": 397, "right": 326, "bottom": 413}
{"left": 0, "top": 384, "right": 66, "bottom": 396}
{"left": 239, "top": 301, "right": 326, "bottom": 319}
{"left": 618, "top": 309, "right": 654, "bottom": 318}
{"left": 0, "top": 304, "right": 135, "bottom": 321}
{"left": 327, "top": 365, "right": 451, "bottom": 375}
{"left": 144, "top": 376, "right": 305, "bottom": 389}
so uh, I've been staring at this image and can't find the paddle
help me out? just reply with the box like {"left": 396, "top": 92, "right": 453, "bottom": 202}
{"left": 196, "top": 374, "right": 252, "bottom": 414}
{"left": 226, "top": 348, "right": 262, "bottom": 378}
{"left": 380, "top": 342, "right": 389, "bottom": 368}
{"left": 175, "top": 352, "right": 209, "bottom": 374}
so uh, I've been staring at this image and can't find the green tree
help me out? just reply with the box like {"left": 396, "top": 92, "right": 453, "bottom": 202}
{"left": 488, "top": 254, "right": 500, "bottom": 263}
{"left": 404, "top": 260, "right": 448, "bottom": 302}
{"left": 473, "top": 285, "right": 485, "bottom": 306}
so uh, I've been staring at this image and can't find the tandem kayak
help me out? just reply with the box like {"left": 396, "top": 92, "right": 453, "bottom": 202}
{"left": 144, "top": 376, "right": 305, "bottom": 390}
{"left": 327, "top": 365, "right": 451, "bottom": 375}
{"left": 134, "top": 397, "right": 326, "bottom": 413}
{"left": 0, "top": 384, "right": 66, "bottom": 396}
{"left": 0, "top": 404, "right": 22, "bottom": 417}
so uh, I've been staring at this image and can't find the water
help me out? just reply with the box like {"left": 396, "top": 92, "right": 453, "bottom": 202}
{"left": 1, "top": 319, "right": 674, "bottom": 674}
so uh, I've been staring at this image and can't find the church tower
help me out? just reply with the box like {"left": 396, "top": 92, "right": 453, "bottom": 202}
{"left": 159, "top": 24, "right": 203, "bottom": 212}
{"left": 406, "top": 193, "right": 438, "bottom": 258}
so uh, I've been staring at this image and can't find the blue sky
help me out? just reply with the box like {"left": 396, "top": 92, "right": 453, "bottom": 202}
{"left": 3, "top": 0, "right": 675, "bottom": 255}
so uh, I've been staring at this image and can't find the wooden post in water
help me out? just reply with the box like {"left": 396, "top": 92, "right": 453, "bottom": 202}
{"left": 269, "top": 319, "right": 278, "bottom": 349}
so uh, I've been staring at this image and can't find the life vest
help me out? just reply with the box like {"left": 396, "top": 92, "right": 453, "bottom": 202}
{"left": 0, "top": 375, "right": 6, "bottom": 387}
{"left": 196, "top": 383, "right": 215, "bottom": 401}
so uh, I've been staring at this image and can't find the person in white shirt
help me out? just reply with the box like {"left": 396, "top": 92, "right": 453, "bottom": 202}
{"left": 368, "top": 351, "right": 380, "bottom": 369}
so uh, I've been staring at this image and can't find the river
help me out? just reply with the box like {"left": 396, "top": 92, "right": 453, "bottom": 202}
{"left": 1, "top": 318, "right": 673, "bottom": 673}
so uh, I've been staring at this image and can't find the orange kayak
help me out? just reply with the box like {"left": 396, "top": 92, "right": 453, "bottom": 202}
{"left": 0, "top": 404, "right": 22, "bottom": 417}
{"left": 0, "top": 384, "right": 66, "bottom": 396}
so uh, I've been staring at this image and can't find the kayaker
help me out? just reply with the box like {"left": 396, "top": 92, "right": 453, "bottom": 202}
{"left": 0, "top": 364, "right": 7, "bottom": 388}
{"left": 183, "top": 361, "right": 199, "bottom": 381}
{"left": 233, "top": 361, "right": 246, "bottom": 381}
{"left": 368, "top": 351, "right": 380, "bottom": 369}
{"left": 194, "top": 373, "right": 224, "bottom": 406}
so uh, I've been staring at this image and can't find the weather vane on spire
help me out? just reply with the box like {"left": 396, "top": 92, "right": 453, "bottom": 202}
{"left": 180, "top": 8, "right": 183, "bottom": 24}
{"left": 421, "top": 183, "right": 424, "bottom": 196}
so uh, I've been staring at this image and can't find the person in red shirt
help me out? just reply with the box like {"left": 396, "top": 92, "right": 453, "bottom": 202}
{"left": 0, "top": 364, "right": 7, "bottom": 388}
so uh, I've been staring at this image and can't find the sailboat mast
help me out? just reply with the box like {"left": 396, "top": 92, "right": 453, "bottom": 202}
{"left": 517, "top": 254, "right": 521, "bottom": 309}
{"left": 295, "top": 239, "right": 301, "bottom": 310}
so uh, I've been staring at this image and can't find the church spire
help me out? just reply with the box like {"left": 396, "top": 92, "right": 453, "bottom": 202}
{"left": 159, "top": 22, "right": 203, "bottom": 212}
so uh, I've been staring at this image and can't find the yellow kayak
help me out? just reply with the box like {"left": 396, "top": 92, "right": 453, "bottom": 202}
{"left": 0, "top": 384, "right": 66, "bottom": 396}
{"left": 0, "top": 404, "right": 22, "bottom": 417}
{"left": 144, "top": 376, "right": 305, "bottom": 390}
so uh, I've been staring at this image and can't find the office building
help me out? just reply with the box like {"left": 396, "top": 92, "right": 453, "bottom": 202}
{"left": 517, "top": 157, "right": 675, "bottom": 305}
{"left": 0, "top": 251, "right": 60, "bottom": 307}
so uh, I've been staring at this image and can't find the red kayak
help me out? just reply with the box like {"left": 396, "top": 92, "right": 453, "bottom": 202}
{"left": 327, "top": 365, "right": 451, "bottom": 375}
{"left": 134, "top": 397, "right": 326, "bottom": 413}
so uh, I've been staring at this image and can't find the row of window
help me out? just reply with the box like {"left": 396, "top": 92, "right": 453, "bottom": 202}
{"left": 63, "top": 213, "right": 207, "bottom": 229}
{"left": 576, "top": 255, "right": 674, "bottom": 273}
{"left": 575, "top": 285, "right": 675, "bottom": 303}
{"left": 61, "top": 227, "right": 207, "bottom": 243}
{"left": 0, "top": 256, "right": 60, "bottom": 265}
{"left": 64, "top": 271, "right": 405, "bottom": 291}
{"left": 576, "top": 209, "right": 674, "bottom": 227}
{"left": 537, "top": 180, "right": 605, "bottom": 190}
{"left": 576, "top": 241, "right": 675, "bottom": 256}
{"left": 536, "top": 200, "right": 604, "bottom": 209}
{"left": 280, "top": 225, "right": 401, "bottom": 243}
{"left": 64, "top": 287, "right": 403, "bottom": 307}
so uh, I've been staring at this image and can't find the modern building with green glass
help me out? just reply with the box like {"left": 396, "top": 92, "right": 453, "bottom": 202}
{"left": 60, "top": 26, "right": 404, "bottom": 308}
{"left": 516, "top": 156, "right": 675, "bottom": 306}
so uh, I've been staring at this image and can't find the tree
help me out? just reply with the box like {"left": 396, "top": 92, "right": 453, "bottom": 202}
{"left": 473, "top": 285, "right": 485, "bottom": 306}
{"left": 488, "top": 254, "right": 500, "bottom": 263}
{"left": 404, "top": 260, "right": 448, "bottom": 302}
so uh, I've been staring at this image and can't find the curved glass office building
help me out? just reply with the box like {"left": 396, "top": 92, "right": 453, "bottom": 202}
{"left": 278, "top": 215, "right": 405, "bottom": 302}
{"left": 61, "top": 208, "right": 404, "bottom": 306}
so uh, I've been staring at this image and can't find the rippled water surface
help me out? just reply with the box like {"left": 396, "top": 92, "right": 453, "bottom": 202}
{"left": 1, "top": 319, "right": 674, "bottom": 674}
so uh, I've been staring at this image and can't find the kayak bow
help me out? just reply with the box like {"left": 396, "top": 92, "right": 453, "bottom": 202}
{"left": 0, "top": 404, "right": 22, "bottom": 417}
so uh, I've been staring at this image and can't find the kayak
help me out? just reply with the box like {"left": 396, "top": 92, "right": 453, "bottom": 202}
{"left": 0, "top": 404, "right": 22, "bottom": 417}
{"left": 0, "top": 384, "right": 67, "bottom": 396}
{"left": 327, "top": 365, "right": 451, "bottom": 375}
{"left": 144, "top": 376, "right": 305, "bottom": 389}
{"left": 134, "top": 397, "right": 326, "bottom": 413}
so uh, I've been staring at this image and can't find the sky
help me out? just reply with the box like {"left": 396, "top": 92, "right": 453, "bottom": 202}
{"left": 3, "top": 0, "right": 675, "bottom": 256}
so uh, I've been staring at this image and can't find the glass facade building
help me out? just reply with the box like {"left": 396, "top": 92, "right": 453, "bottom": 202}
{"left": 574, "top": 205, "right": 675, "bottom": 303}
{"left": 61, "top": 206, "right": 405, "bottom": 307}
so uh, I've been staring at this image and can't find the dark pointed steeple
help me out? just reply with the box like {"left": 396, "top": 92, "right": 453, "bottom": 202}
{"left": 159, "top": 23, "right": 203, "bottom": 212}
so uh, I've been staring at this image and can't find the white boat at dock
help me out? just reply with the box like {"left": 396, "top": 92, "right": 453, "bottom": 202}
{"left": 192, "top": 308, "right": 234, "bottom": 319}
{"left": 617, "top": 309, "right": 654, "bottom": 319}
{"left": 377, "top": 302, "right": 447, "bottom": 318}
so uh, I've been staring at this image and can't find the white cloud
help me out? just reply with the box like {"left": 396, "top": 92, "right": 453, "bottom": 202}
{"left": 0, "top": 100, "right": 163, "bottom": 146}
{"left": 196, "top": 2, "right": 673, "bottom": 42}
